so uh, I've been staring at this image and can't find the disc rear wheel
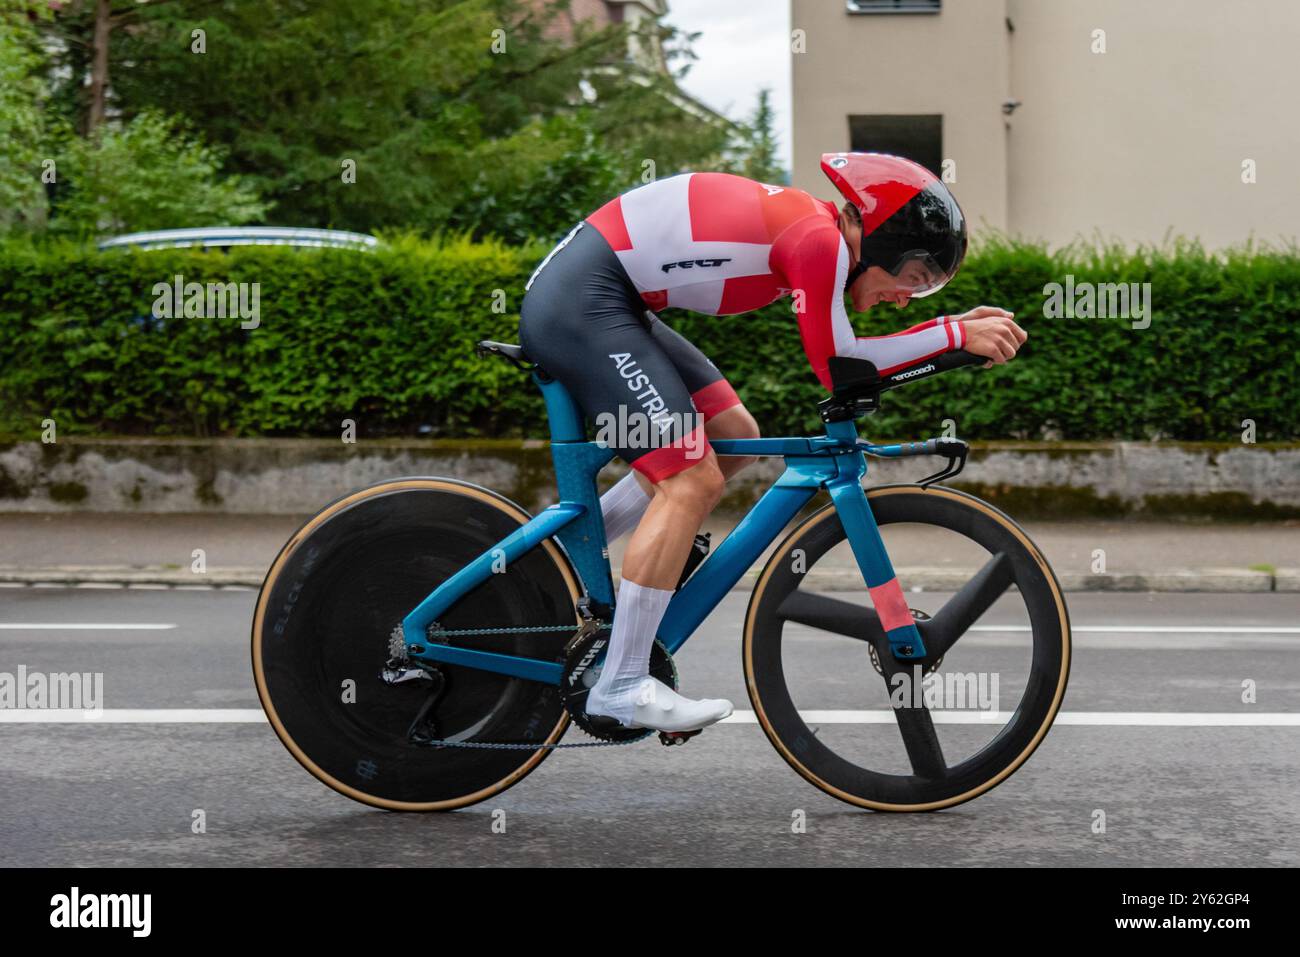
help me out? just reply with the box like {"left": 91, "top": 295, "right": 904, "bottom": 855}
{"left": 252, "top": 478, "right": 582, "bottom": 811}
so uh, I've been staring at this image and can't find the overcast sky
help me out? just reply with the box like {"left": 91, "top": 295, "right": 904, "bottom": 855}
{"left": 664, "top": 0, "right": 793, "bottom": 170}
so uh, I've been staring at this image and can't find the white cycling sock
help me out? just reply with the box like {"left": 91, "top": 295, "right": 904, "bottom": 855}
{"left": 599, "top": 472, "right": 652, "bottom": 542}
{"left": 585, "top": 579, "right": 672, "bottom": 726}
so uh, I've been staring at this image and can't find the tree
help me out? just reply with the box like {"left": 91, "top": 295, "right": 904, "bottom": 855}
{"left": 52, "top": 110, "right": 266, "bottom": 235}
{"left": 734, "top": 88, "right": 787, "bottom": 185}
{"left": 37, "top": 0, "right": 737, "bottom": 241}
{"left": 0, "top": 5, "right": 54, "bottom": 231}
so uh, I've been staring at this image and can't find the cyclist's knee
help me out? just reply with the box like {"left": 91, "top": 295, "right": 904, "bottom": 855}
{"left": 707, "top": 403, "right": 760, "bottom": 439}
{"left": 655, "top": 455, "right": 725, "bottom": 512}
{"left": 707, "top": 404, "right": 760, "bottom": 472}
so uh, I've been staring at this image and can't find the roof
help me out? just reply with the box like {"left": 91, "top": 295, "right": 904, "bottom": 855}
{"left": 97, "top": 227, "right": 380, "bottom": 252}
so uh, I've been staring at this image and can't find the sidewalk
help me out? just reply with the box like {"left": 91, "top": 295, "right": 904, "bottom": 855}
{"left": 1, "top": 511, "right": 1296, "bottom": 592}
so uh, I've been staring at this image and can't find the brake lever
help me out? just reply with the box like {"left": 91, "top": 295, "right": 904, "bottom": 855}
{"left": 918, "top": 438, "right": 969, "bottom": 488}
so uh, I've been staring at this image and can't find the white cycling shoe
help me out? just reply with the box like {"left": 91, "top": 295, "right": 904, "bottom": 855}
{"left": 588, "top": 677, "right": 733, "bottom": 733}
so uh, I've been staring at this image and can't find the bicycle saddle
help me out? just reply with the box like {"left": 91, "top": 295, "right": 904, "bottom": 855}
{"left": 476, "top": 340, "right": 536, "bottom": 371}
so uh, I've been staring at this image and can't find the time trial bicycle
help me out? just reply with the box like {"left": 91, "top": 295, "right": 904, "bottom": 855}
{"left": 252, "top": 341, "right": 1071, "bottom": 811}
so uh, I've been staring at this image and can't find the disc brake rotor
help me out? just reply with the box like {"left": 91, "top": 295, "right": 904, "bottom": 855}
{"left": 868, "top": 608, "right": 943, "bottom": 676}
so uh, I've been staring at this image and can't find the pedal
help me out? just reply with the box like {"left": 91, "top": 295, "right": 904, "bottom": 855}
{"left": 658, "top": 729, "right": 702, "bottom": 746}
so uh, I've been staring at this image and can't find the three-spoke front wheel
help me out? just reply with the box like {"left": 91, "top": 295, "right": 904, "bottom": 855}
{"left": 743, "top": 485, "right": 1071, "bottom": 811}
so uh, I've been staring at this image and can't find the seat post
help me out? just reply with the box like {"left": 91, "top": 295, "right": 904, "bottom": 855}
{"left": 534, "top": 373, "right": 586, "bottom": 443}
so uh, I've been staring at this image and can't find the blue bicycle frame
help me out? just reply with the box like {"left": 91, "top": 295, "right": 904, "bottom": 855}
{"left": 401, "top": 371, "right": 932, "bottom": 684}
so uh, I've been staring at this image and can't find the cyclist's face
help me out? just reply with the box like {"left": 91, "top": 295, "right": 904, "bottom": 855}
{"left": 841, "top": 208, "right": 932, "bottom": 310}
{"left": 894, "top": 258, "right": 938, "bottom": 293}
{"left": 852, "top": 266, "right": 913, "bottom": 310}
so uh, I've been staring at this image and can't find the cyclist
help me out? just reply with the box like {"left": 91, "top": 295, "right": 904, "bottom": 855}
{"left": 519, "top": 152, "right": 1026, "bottom": 734}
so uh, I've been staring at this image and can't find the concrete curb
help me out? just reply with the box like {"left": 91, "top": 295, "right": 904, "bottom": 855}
{"left": 0, "top": 566, "right": 267, "bottom": 588}
{"left": 1, "top": 565, "right": 1295, "bottom": 593}
{"left": 5, "top": 437, "right": 1300, "bottom": 519}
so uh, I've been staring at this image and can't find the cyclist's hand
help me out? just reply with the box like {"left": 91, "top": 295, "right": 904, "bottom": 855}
{"left": 957, "top": 307, "right": 1026, "bottom": 368}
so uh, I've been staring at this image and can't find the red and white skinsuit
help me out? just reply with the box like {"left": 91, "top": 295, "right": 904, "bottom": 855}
{"left": 585, "top": 171, "right": 966, "bottom": 391}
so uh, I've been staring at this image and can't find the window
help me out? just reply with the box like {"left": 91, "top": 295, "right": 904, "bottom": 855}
{"left": 846, "top": 0, "right": 942, "bottom": 13}
{"left": 848, "top": 115, "right": 943, "bottom": 176}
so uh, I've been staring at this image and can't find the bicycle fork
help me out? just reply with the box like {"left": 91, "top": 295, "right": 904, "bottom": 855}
{"left": 822, "top": 424, "right": 929, "bottom": 660}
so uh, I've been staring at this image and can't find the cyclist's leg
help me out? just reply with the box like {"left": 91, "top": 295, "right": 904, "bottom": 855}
{"left": 520, "top": 227, "right": 732, "bottom": 730}
{"left": 592, "top": 455, "right": 732, "bottom": 730}
{"left": 521, "top": 270, "right": 720, "bottom": 590}
{"left": 590, "top": 317, "right": 761, "bottom": 541}
{"left": 520, "top": 227, "right": 716, "bottom": 512}
{"left": 702, "top": 404, "right": 761, "bottom": 476}
{"left": 646, "top": 314, "right": 760, "bottom": 478}
{"left": 517, "top": 341, "right": 731, "bottom": 727}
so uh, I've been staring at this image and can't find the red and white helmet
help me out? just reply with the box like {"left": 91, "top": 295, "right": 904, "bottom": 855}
{"left": 821, "top": 152, "right": 967, "bottom": 298}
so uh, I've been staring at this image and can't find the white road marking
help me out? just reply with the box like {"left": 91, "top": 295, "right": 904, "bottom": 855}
{"left": 1, "top": 709, "right": 1297, "bottom": 726}
{"left": 1, "top": 620, "right": 1296, "bottom": 634}
{"left": 724, "top": 711, "right": 1300, "bottom": 726}
{"left": 0, "top": 709, "right": 265, "bottom": 723}
{"left": 976, "top": 625, "right": 1300, "bottom": 634}
{"left": 0, "top": 623, "right": 176, "bottom": 630}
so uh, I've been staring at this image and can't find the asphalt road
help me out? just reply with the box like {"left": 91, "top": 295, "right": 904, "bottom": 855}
{"left": 1, "top": 585, "right": 1298, "bottom": 867}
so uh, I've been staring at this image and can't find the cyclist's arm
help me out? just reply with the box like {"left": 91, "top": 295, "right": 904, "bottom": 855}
{"left": 776, "top": 223, "right": 965, "bottom": 390}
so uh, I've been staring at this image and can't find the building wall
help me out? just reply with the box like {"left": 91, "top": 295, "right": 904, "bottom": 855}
{"left": 789, "top": 0, "right": 1010, "bottom": 232}
{"left": 566, "top": 0, "right": 615, "bottom": 22}
{"left": 1006, "top": 0, "right": 1300, "bottom": 248}
{"left": 539, "top": 0, "right": 667, "bottom": 72}
{"left": 791, "top": 0, "right": 1300, "bottom": 248}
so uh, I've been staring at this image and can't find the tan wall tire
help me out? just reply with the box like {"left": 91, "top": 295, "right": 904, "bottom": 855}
{"left": 742, "top": 484, "right": 1071, "bottom": 812}
{"left": 252, "top": 477, "right": 582, "bottom": 812}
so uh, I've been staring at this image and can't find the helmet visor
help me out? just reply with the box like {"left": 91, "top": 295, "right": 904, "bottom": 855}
{"left": 884, "top": 250, "right": 951, "bottom": 298}
{"left": 858, "top": 179, "right": 967, "bottom": 299}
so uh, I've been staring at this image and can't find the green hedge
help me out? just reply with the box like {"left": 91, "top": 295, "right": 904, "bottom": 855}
{"left": 1, "top": 235, "right": 1297, "bottom": 440}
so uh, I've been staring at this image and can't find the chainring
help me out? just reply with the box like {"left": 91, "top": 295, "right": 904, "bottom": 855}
{"left": 560, "top": 632, "right": 678, "bottom": 742}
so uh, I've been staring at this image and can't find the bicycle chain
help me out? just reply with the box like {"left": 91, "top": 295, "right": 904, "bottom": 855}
{"left": 410, "top": 621, "right": 648, "bottom": 751}
{"left": 428, "top": 623, "right": 608, "bottom": 638}
{"left": 418, "top": 736, "right": 641, "bottom": 750}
